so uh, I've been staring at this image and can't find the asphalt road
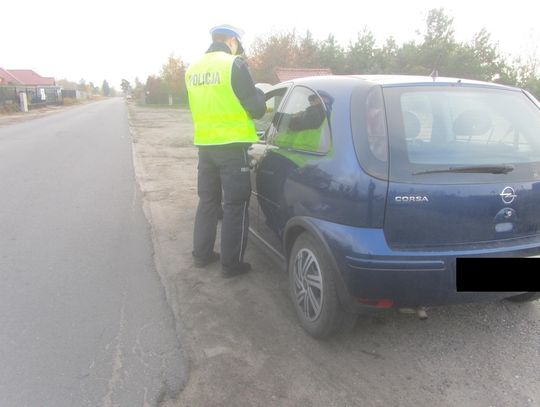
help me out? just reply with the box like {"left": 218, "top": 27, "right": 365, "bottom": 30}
{"left": 0, "top": 99, "right": 187, "bottom": 407}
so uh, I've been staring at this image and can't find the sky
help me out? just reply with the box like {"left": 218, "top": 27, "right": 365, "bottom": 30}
{"left": 2, "top": 0, "right": 539, "bottom": 90}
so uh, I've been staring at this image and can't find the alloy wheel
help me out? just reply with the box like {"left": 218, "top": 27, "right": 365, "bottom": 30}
{"left": 293, "top": 248, "right": 324, "bottom": 321}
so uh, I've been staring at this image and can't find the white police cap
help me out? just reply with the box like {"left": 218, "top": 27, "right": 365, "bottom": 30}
{"left": 210, "top": 24, "right": 244, "bottom": 40}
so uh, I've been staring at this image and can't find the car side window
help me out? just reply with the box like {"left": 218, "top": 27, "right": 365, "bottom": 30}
{"left": 253, "top": 87, "right": 287, "bottom": 139}
{"left": 270, "top": 86, "right": 331, "bottom": 154}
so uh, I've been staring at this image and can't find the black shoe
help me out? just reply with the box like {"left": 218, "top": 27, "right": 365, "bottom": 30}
{"left": 193, "top": 252, "right": 220, "bottom": 268}
{"left": 222, "top": 262, "right": 251, "bottom": 278}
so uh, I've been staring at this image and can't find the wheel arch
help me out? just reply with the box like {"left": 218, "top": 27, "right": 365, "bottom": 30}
{"left": 284, "top": 217, "right": 352, "bottom": 311}
{"left": 284, "top": 217, "right": 328, "bottom": 260}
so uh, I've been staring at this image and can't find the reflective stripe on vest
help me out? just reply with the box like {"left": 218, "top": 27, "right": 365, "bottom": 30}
{"left": 185, "top": 52, "right": 257, "bottom": 145}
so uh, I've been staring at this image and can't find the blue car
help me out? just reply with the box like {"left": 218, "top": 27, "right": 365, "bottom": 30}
{"left": 249, "top": 75, "right": 540, "bottom": 338}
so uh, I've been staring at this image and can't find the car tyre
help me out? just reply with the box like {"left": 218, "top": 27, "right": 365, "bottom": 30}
{"left": 505, "top": 292, "right": 540, "bottom": 303}
{"left": 289, "top": 232, "right": 355, "bottom": 339}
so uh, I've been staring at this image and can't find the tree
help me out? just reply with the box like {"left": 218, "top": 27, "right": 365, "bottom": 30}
{"left": 144, "top": 75, "right": 167, "bottom": 104}
{"left": 346, "top": 28, "right": 377, "bottom": 74}
{"left": 512, "top": 53, "right": 540, "bottom": 98}
{"left": 423, "top": 8, "right": 455, "bottom": 45}
{"left": 88, "top": 82, "right": 99, "bottom": 95}
{"left": 396, "top": 41, "right": 425, "bottom": 75}
{"left": 248, "top": 31, "right": 299, "bottom": 83}
{"left": 57, "top": 78, "right": 78, "bottom": 90}
{"left": 160, "top": 55, "right": 187, "bottom": 102}
{"left": 132, "top": 77, "right": 145, "bottom": 100}
{"left": 102, "top": 80, "right": 110, "bottom": 96}
{"left": 447, "top": 29, "right": 504, "bottom": 81}
{"left": 374, "top": 37, "right": 399, "bottom": 74}
{"left": 419, "top": 8, "right": 457, "bottom": 76}
{"left": 121, "top": 79, "right": 131, "bottom": 94}
{"left": 78, "top": 79, "right": 88, "bottom": 92}
{"left": 296, "top": 31, "right": 320, "bottom": 68}
{"left": 318, "top": 34, "right": 346, "bottom": 74}
{"left": 233, "top": 10, "right": 540, "bottom": 96}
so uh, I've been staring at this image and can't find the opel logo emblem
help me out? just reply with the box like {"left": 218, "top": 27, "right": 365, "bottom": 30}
{"left": 500, "top": 186, "right": 517, "bottom": 204}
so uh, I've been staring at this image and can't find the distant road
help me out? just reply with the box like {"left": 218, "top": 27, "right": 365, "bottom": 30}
{"left": 0, "top": 99, "right": 187, "bottom": 406}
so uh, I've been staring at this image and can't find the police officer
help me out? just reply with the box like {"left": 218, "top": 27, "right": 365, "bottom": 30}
{"left": 186, "top": 24, "right": 266, "bottom": 277}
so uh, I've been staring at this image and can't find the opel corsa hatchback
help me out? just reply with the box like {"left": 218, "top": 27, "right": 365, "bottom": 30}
{"left": 250, "top": 75, "right": 540, "bottom": 338}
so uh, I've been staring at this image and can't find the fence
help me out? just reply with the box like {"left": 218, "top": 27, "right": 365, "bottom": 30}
{"left": 0, "top": 86, "right": 17, "bottom": 106}
{"left": 61, "top": 89, "right": 77, "bottom": 99}
{"left": 0, "top": 85, "right": 63, "bottom": 110}
{"left": 61, "top": 89, "right": 92, "bottom": 100}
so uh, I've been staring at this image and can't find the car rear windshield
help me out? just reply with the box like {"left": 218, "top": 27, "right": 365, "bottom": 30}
{"left": 382, "top": 85, "right": 540, "bottom": 184}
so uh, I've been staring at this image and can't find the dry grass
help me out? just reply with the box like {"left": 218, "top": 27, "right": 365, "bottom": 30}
{"left": 62, "top": 97, "right": 80, "bottom": 106}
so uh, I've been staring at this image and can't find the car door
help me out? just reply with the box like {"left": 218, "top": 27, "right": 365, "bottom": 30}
{"left": 250, "top": 86, "right": 290, "bottom": 249}
{"left": 253, "top": 85, "right": 333, "bottom": 254}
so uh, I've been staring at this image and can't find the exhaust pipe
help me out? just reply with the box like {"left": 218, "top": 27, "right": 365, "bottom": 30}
{"left": 417, "top": 307, "right": 428, "bottom": 320}
{"left": 399, "top": 306, "right": 428, "bottom": 320}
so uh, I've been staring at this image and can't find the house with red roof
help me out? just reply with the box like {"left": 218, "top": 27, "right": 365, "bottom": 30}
{"left": 7, "top": 69, "right": 56, "bottom": 86}
{"left": 1, "top": 68, "right": 61, "bottom": 108}
{"left": 0, "top": 68, "right": 56, "bottom": 86}
{"left": 0, "top": 68, "right": 21, "bottom": 85}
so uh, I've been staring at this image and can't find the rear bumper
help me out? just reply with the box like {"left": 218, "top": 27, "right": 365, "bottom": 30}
{"left": 342, "top": 255, "right": 518, "bottom": 309}
{"left": 309, "top": 218, "right": 540, "bottom": 310}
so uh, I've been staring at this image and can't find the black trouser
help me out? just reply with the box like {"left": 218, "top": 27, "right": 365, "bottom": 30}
{"left": 193, "top": 143, "right": 251, "bottom": 268}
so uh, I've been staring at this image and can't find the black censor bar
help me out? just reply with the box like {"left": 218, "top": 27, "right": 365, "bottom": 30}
{"left": 456, "top": 257, "right": 540, "bottom": 292}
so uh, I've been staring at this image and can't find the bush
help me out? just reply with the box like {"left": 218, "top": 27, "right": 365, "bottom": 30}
{"left": 0, "top": 103, "right": 20, "bottom": 114}
{"left": 62, "top": 97, "right": 79, "bottom": 106}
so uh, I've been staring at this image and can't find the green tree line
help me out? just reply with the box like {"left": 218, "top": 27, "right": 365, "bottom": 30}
{"left": 134, "top": 8, "right": 540, "bottom": 103}
{"left": 248, "top": 9, "right": 540, "bottom": 97}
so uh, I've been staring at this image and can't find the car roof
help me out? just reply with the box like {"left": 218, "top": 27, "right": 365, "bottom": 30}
{"left": 280, "top": 74, "right": 520, "bottom": 92}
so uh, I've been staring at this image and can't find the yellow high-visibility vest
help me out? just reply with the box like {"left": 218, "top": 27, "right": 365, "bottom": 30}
{"left": 185, "top": 52, "right": 257, "bottom": 145}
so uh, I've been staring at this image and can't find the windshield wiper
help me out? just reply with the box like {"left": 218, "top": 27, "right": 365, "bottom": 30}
{"left": 413, "top": 164, "right": 515, "bottom": 176}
